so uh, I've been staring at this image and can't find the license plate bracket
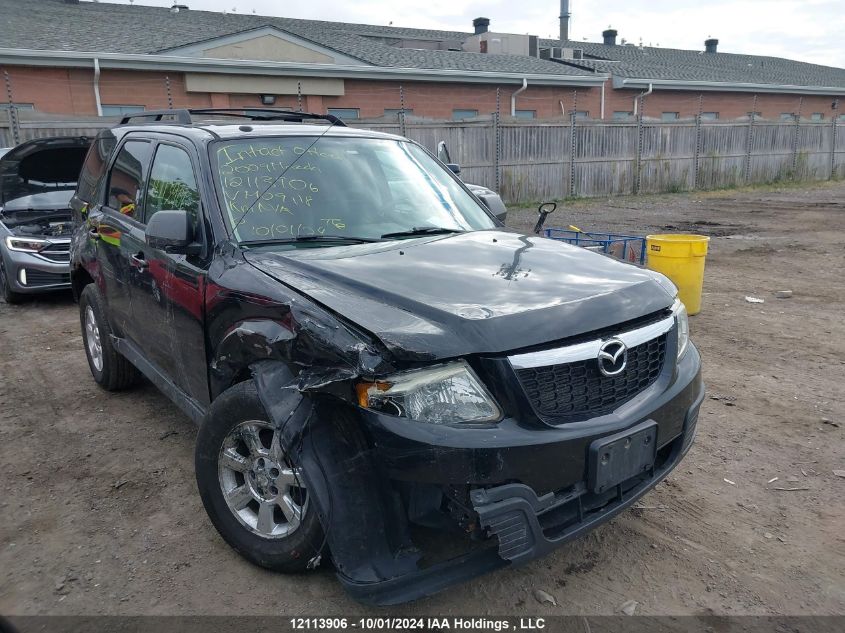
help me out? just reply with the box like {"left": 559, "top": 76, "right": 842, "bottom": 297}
{"left": 588, "top": 420, "right": 658, "bottom": 494}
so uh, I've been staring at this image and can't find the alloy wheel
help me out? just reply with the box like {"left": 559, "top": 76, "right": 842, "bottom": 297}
{"left": 217, "top": 420, "right": 308, "bottom": 539}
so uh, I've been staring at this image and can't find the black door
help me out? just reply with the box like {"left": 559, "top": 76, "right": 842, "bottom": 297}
{"left": 128, "top": 141, "right": 210, "bottom": 406}
{"left": 94, "top": 139, "right": 153, "bottom": 337}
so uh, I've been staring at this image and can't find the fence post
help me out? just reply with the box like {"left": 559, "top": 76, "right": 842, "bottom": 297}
{"left": 568, "top": 110, "right": 577, "bottom": 198}
{"left": 3, "top": 70, "right": 20, "bottom": 145}
{"left": 791, "top": 96, "right": 804, "bottom": 178}
{"left": 692, "top": 96, "right": 704, "bottom": 190}
{"left": 744, "top": 95, "right": 757, "bottom": 184}
{"left": 830, "top": 101, "right": 839, "bottom": 180}
{"left": 634, "top": 109, "right": 644, "bottom": 194}
{"left": 398, "top": 84, "right": 406, "bottom": 137}
{"left": 165, "top": 76, "right": 173, "bottom": 109}
{"left": 494, "top": 87, "right": 501, "bottom": 193}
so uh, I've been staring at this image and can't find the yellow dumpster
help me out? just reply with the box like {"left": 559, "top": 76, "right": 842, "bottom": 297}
{"left": 646, "top": 234, "right": 710, "bottom": 315}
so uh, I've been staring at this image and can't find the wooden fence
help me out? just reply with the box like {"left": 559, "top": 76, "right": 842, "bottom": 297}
{"left": 3, "top": 110, "right": 843, "bottom": 203}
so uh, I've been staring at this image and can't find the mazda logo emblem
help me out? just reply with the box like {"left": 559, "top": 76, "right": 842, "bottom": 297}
{"left": 597, "top": 338, "right": 628, "bottom": 377}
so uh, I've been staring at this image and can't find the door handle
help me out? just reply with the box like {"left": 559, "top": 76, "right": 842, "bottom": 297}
{"left": 130, "top": 253, "right": 149, "bottom": 271}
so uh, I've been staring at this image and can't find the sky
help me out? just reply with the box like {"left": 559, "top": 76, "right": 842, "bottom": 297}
{"left": 106, "top": 0, "right": 844, "bottom": 68}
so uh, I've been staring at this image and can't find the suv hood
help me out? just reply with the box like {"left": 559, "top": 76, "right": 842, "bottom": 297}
{"left": 244, "top": 230, "right": 675, "bottom": 361}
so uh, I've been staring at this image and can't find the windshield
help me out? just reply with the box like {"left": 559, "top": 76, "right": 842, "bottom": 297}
{"left": 210, "top": 136, "right": 496, "bottom": 244}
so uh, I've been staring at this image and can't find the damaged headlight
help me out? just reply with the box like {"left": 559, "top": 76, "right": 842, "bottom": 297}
{"left": 356, "top": 361, "right": 501, "bottom": 424}
{"left": 4, "top": 236, "right": 49, "bottom": 253}
{"left": 672, "top": 298, "right": 689, "bottom": 359}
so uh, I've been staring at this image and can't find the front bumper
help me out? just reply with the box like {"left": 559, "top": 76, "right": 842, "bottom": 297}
{"left": 342, "top": 344, "right": 703, "bottom": 604}
{"left": 1, "top": 243, "right": 71, "bottom": 294}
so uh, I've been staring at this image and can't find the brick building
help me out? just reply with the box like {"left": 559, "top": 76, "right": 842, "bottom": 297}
{"left": 0, "top": 0, "right": 843, "bottom": 123}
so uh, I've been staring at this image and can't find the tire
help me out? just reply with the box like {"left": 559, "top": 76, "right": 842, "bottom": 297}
{"left": 195, "top": 381, "right": 324, "bottom": 572}
{"left": 79, "top": 284, "right": 139, "bottom": 390}
{"left": 0, "top": 257, "right": 23, "bottom": 304}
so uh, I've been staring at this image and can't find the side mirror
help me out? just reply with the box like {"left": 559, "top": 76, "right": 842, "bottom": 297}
{"left": 145, "top": 209, "right": 199, "bottom": 254}
{"left": 446, "top": 163, "right": 461, "bottom": 175}
{"left": 437, "top": 140, "right": 452, "bottom": 164}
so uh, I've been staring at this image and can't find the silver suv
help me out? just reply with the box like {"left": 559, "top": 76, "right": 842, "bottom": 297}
{"left": 0, "top": 136, "right": 91, "bottom": 302}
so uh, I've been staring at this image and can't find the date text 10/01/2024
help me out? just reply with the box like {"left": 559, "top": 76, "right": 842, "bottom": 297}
{"left": 289, "top": 618, "right": 547, "bottom": 630}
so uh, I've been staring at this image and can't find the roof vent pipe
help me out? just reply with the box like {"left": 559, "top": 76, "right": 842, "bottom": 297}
{"left": 473, "top": 17, "right": 490, "bottom": 35}
{"left": 705, "top": 38, "right": 719, "bottom": 53}
{"left": 560, "top": 0, "right": 571, "bottom": 41}
{"left": 602, "top": 28, "right": 618, "bottom": 45}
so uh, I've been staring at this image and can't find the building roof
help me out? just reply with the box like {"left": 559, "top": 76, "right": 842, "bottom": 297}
{"left": 541, "top": 39, "right": 845, "bottom": 91}
{"left": 0, "top": 0, "right": 597, "bottom": 80}
{"left": 1, "top": 1, "right": 842, "bottom": 93}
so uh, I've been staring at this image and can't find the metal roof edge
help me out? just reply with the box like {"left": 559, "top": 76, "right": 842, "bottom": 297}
{"left": 0, "top": 48, "right": 609, "bottom": 86}
{"left": 615, "top": 75, "right": 845, "bottom": 96}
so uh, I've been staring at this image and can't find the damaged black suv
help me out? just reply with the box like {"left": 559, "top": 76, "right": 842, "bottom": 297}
{"left": 70, "top": 108, "right": 704, "bottom": 605}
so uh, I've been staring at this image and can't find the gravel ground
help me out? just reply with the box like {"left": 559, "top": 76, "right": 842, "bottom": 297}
{"left": 1, "top": 181, "right": 844, "bottom": 616}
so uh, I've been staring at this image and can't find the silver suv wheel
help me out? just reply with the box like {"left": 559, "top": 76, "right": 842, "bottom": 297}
{"left": 218, "top": 420, "right": 308, "bottom": 539}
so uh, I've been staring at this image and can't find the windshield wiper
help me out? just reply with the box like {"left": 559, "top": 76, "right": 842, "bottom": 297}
{"left": 380, "top": 226, "right": 464, "bottom": 239}
{"left": 242, "top": 235, "right": 383, "bottom": 247}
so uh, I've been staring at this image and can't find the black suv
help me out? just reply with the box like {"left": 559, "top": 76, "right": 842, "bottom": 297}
{"left": 69, "top": 108, "right": 703, "bottom": 605}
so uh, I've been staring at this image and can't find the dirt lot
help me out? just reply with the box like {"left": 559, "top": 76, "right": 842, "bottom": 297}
{"left": 1, "top": 182, "right": 844, "bottom": 616}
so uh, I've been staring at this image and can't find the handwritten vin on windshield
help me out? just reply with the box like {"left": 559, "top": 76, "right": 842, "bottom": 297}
{"left": 216, "top": 141, "right": 346, "bottom": 240}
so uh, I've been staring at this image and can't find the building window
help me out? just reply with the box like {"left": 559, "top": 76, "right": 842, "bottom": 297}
{"left": 452, "top": 109, "right": 479, "bottom": 120}
{"left": 327, "top": 108, "right": 360, "bottom": 120}
{"left": 661, "top": 112, "right": 679, "bottom": 121}
{"left": 747, "top": 111, "right": 762, "bottom": 118}
{"left": 514, "top": 110, "right": 536, "bottom": 119}
{"left": 384, "top": 108, "right": 414, "bottom": 119}
{"left": 612, "top": 111, "right": 633, "bottom": 121}
{"left": 101, "top": 105, "right": 145, "bottom": 116}
{"left": 574, "top": 110, "right": 590, "bottom": 120}
{"left": 780, "top": 112, "right": 796, "bottom": 121}
{"left": 0, "top": 102, "right": 34, "bottom": 111}
{"left": 701, "top": 112, "right": 720, "bottom": 120}
{"left": 810, "top": 113, "right": 824, "bottom": 121}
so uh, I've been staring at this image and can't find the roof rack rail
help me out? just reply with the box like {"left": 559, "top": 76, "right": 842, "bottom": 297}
{"left": 119, "top": 108, "right": 346, "bottom": 127}
{"left": 119, "top": 109, "right": 193, "bottom": 125}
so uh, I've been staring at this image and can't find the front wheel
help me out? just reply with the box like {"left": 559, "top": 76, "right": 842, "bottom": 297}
{"left": 195, "top": 381, "right": 324, "bottom": 572}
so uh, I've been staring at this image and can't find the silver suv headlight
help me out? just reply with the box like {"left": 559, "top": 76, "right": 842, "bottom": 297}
{"left": 356, "top": 361, "right": 500, "bottom": 424}
{"left": 672, "top": 298, "right": 689, "bottom": 359}
{"left": 5, "top": 235, "right": 50, "bottom": 253}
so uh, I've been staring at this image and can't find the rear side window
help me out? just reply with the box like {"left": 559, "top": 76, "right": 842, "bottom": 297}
{"left": 76, "top": 132, "right": 116, "bottom": 203}
{"left": 106, "top": 140, "right": 153, "bottom": 220}
{"left": 144, "top": 144, "right": 200, "bottom": 227}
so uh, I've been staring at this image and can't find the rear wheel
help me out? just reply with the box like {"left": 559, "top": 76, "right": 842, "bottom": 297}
{"left": 195, "top": 381, "right": 324, "bottom": 572}
{"left": 0, "top": 257, "right": 23, "bottom": 304}
{"left": 79, "top": 284, "right": 139, "bottom": 390}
